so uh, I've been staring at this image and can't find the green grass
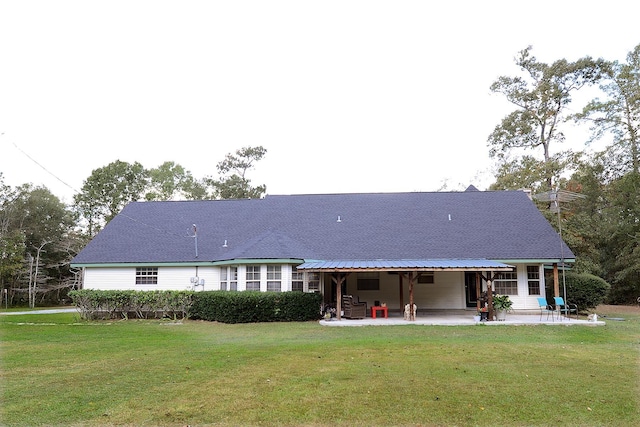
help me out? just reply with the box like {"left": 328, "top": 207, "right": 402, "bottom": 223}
{"left": 1, "top": 307, "right": 639, "bottom": 427}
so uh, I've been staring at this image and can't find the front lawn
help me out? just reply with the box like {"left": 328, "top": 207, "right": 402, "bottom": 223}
{"left": 1, "top": 306, "right": 638, "bottom": 426}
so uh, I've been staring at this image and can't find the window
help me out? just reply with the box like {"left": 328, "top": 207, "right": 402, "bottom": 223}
{"left": 267, "top": 265, "right": 281, "bottom": 292}
{"left": 417, "top": 272, "right": 434, "bottom": 284}
{"left": 136, "top": 267, "right": 158, "bottom": 285}
{"left": 308, "top": 272, "right": 320, "bottom": 293}
{"left": 527, "top": 265, "right": 541, "bottom": 295}
{"left": 494, "top": 269, "right": 518, "bottom": 295}
{"left": 246, "top": 265, "right": 260, "bottom": 291}
{"left": 229, "top": 267, "right": 238, "bottom": 291}
{"left": 357, "top": 272, "right": 379, "bottom": 290}
{"left": 292, "top": 266, "right": 304, "bottom": 292}
{"left": 220, "top": 267, "right": 228, "bottom": 291}
{"left": 220, "top": 266, "right": 238, "bottom": 291}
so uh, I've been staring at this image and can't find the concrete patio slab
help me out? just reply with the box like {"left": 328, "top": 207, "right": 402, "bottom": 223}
{"left": 319, "top": 311, "right": 605, "bottom": 326}
{"left": 0, "top": 307, "right": 78, "bottom": 316}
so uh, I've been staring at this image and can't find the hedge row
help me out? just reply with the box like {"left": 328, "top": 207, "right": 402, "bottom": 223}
{"left": 190, "top": 291, "right": 323, "bottom": 323}
{"left": 69, "top": 289, "right": 194, "bottom": 320}
{"left": 69, "top": 289, "right": 323, "bottom": 323}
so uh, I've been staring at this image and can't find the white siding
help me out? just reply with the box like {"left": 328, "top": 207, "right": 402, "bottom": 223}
{"left": 512, "top": 263, "right": 546, "bottom": 310}
{"left": 83, "top": 264, "right": 302, "bottom": 293}
{"left": 341, "top": 266, "right": 547, "bottom": 311}
{"left": 161, "top": 266, "right": 217, "bottom": 291}
{"left": 489, "top": 263, "right": 546, "bottom": 310}
{"left": 414, "top": 272, "right": 464, "bottom": 309}
{"left": 84, "top": 267, "right": 134, "bottom": 290}
{"left": 82, "top": 262, "right": 547, "bottom": 311}
{"left": 83, "top": 266, "right": 218, "bottom": 291}
{"left": 344, "top": 271, "right": 465, "bottom": 310}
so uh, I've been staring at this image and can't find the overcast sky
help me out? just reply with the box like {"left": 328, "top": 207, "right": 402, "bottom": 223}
{"left": 1, "top": 1, "right": 638, "bottom": 204}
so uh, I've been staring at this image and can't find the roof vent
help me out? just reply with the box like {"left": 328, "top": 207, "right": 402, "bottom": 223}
{"left": 222, "top": 240, "right": 228, "bottom": 248}
{"left": 336, "top": 215, "right": 342, "bottom": 223}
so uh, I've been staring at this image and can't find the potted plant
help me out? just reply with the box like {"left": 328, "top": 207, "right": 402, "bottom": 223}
{"left": 477, "top": 305, "right": 488, "bottom": 321}
{"left": 492, "top": 294, "right": 513, "bottom": 320}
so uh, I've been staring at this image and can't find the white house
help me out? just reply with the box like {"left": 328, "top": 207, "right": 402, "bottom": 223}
{"left": 71, "top": 188, "right": 574, "bottom": 317}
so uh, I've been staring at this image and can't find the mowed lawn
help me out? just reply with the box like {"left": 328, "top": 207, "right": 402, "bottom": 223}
{"left": 1, "top": 306, "right": 639, "bottom": 427}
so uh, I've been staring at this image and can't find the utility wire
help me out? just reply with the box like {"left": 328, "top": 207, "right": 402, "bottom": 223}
{"left": 6, "top": 135, "right": 80, "bottom": 194}
{"left": 5, "top": 133, "right": 194, "bottom": 240}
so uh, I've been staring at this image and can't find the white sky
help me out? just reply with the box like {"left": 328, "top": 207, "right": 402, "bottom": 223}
{"left": 1, "top": 1, "right": 638, "bottom": 204}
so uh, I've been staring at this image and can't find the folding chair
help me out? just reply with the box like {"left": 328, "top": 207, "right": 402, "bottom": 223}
{"left": 537, "top": 297, "right": 555, "bottom": 321}
{"left": 553, "top": 297, "right": 578, "bottom": 320}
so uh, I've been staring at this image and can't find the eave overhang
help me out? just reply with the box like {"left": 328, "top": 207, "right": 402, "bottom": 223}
{"left": 296, "top": 259, "right": 515, "bottom": 273}
{"left": 70, "top": 258, "right": 306, "bottom": 269}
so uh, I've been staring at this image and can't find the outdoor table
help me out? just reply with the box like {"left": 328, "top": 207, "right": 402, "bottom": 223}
{"left": 371, "top": 306, "right": 388, "bottom": 319}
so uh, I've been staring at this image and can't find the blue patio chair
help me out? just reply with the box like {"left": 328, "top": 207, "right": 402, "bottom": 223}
{"left": 537, "top": 297, "right": 555, "bottom": 321}
{"left": 553, "top": 297, "right": 578, "bottom": 320}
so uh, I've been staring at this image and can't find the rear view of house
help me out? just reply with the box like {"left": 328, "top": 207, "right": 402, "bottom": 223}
{"left": 71, "top": 189, "right": 574, "bottom": 316}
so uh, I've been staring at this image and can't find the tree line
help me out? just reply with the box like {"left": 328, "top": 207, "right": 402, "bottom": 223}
{"left": 489, "top": 43, "right": 640, "bottom": 303}
{"left": 0, "top": 146, "right": 267, "bottom": 307}
{"left": 1, "top": 42, "right": 639, "bottom": 307}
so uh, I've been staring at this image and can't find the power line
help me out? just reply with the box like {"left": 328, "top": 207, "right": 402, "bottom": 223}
{"left": 4, "top": 133, "right": 193, "bottom": 240}
{"left": 5, "top": 135, "right": 79, "bottom": 194}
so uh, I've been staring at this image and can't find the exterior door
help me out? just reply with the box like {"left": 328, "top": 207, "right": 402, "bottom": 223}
{"left": 464, "top": 272, "right": 478, "bottom": 308}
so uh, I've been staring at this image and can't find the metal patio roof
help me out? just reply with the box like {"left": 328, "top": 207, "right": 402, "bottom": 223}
{"left": 296, "top": 259, "right": 514, "bottom": 272}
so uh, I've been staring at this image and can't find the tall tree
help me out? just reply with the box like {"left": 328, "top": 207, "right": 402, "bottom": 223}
{"left": 15, "top": 186, "right": 73, "bottom": 250}
{"left": 74, "top": 160, "right": 148, "bottom": 235}
{"left": 209, "top": 146, "right": 267, "bottom": 199}
{"left": 574, "top": 43, "right": 640, "bottom": 176}
{"left": 5, "top": 184, "right": 76, "bottom": 306}
{"left": 561, "top": 160, "right": 609, "bottom": 276}
{"left": 561, "top": 150, "right": 640, "bottom": 303}
{"left": 602, "top": 171, "right": 640, "bottom": 302}
{"left": 145, "top": 161, "right": 206, "bottom": 201}
{"left": 566, "top": 44, "right": 640, "bottom": 302}
{"left": 489, "top": 46, "right": 607, "bottom": 190}
{"left": 489, "top": 151, "right": 581, "bottom": 193}
{"left": 0, "top": 174, "right": 24, "bottom": 293}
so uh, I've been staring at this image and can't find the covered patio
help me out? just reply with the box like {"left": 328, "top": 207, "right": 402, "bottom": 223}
{"left": 299, "top": 258, "right": 579, "bottom": 324}
{"left": 298, "top": 259, "right": 518, "bottom": 322}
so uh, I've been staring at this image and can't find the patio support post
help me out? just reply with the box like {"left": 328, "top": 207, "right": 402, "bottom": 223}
{"left": 409, "top": 272, "right": 415, "bottom": 321}
{"left": 486, "top": 272, "right": 495, "bottom": 322}
{"left": 553, "top": 263, "right": 560, "bottom": 297}
{"left": 332, "top": 273, "right": 347, "bottom": 320}
{"left": 400, "top": 272, "right": 417, "bottom": 321}
{"left": 475, "top": 272, "right": 481, "bottom": 311}
{"left": 398, "top": 273, "right": 404, "bottom": 314}
{"left": 480, "top": 271, "right": 503, "bottom": 322}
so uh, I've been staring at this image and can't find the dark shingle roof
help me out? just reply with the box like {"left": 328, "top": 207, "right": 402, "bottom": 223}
{"left": 71, "top": 191, "right": 575, "bottom": 265}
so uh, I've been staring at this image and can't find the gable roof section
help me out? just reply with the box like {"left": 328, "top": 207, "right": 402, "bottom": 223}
{"left": 71, "top": 190, "right": 575, "bottom": 266}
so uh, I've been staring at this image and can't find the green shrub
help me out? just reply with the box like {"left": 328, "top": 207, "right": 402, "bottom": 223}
{"left": 70, "top": 290, "right": 323, "bottom": 323}
{"left": 190, "top": 291, "right": 323, "bottom": 323}
{"left": 564, "top": 272, "right": 611, "bottom": 311}
{"left": 605, "top": 277, "right": 640, "bottom": 304}
{"left": 69, "top": 289, "right": 194, "bottom": 320}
